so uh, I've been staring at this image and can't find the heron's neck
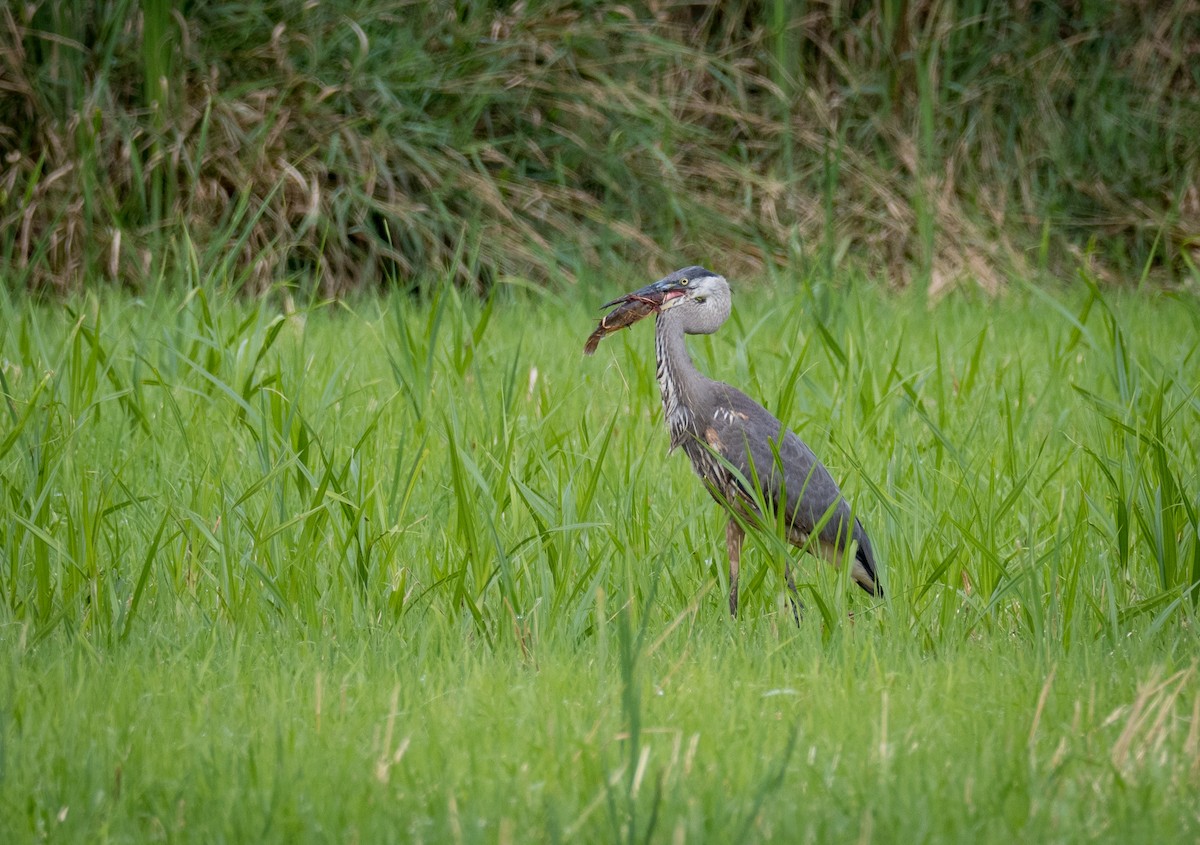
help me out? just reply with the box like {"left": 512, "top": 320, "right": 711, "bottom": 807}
{"left": 654, "top": 313, "right": 706, "bottom": 444}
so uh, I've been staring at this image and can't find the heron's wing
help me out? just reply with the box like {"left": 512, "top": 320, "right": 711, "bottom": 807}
{"left": 709, "top": 384, "right": 855, "bottom": 546}
{"left": 706, "top": 382, "right": 881, "bottom": 594}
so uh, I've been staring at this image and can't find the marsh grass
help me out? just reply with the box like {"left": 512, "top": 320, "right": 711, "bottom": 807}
{"left": 3, "top": 1, "right": 1198, "bottom": 293}
{"left": 1, "top": 269, "right": 1198, "bottom": 839}
{"left": 0, "top": 268, "right": 1197, "bottom": 642}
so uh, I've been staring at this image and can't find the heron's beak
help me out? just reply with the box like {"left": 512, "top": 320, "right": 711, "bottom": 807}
{"left": 601, "top": 277, "right": 689, "bottom": 310}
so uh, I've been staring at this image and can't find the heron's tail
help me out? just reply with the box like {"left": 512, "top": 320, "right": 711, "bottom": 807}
{"left": 852, "top": 523, "right": 883, "bottom": 598}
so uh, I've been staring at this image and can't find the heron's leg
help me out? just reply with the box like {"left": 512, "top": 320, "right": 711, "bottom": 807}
{"left": 726, "top": 519, "right": 744, "bottom": 618}
{"left": 783, "top": 559, "right": 804, "bottom": 626}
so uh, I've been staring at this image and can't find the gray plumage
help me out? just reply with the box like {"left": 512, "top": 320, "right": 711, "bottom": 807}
{"left": 624, "top": 266, "right": 881, "bottom": 617}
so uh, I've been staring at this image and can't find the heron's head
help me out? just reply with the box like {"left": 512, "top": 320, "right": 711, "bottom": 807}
{"left": 628, "top": 266, "right": 731, "bottom": 335}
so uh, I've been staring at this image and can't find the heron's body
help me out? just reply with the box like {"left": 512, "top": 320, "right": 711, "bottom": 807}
{"left": 610, "top": 266, "right": 881, "bottom": 617}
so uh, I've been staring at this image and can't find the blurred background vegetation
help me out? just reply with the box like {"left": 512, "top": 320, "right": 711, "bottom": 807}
{"left": 2, "top": 0, "right": 1197, "bottom": 295}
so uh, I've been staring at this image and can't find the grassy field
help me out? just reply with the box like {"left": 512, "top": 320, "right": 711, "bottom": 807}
{"left": 1, "top": 270, "right": 1199, "bottom": 841}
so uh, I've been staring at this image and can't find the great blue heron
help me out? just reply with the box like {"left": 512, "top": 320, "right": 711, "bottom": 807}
{"left": 591, "top": 266, "right": 882, "bottom": 617}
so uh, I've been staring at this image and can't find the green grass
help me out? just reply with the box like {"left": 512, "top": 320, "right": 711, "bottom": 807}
{"left": 1, "top": 270, "right": 1199, "bottom": 841}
